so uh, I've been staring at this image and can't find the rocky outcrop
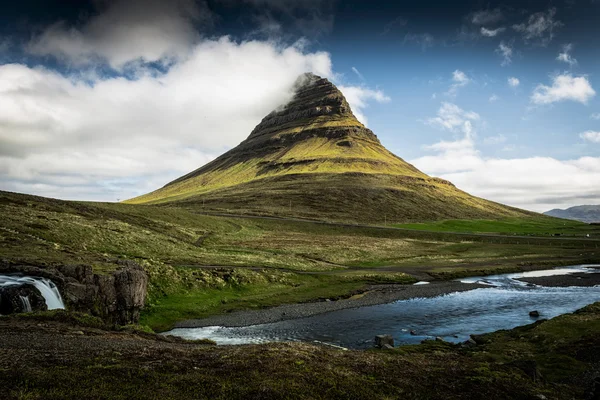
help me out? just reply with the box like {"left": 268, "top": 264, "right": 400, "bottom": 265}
{"left": 0, "top": 284, "right": 47, "bottom": 314}
{"left": 0, "top": 260, "right": 148, "bottom": 325}
{"left": 57, "top": 261, "right": 148, "bottom": 325}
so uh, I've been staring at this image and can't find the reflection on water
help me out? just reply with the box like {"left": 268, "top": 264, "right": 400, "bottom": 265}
{"left": 165, "top": 265, "right": 600, "bottom": 349}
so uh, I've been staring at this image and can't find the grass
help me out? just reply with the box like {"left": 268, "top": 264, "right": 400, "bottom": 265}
{"left": 1, "top": 189, "right": 599, "bottom": 331}
{"left": 394, "top": 217, "right": 599, "bottom": 237}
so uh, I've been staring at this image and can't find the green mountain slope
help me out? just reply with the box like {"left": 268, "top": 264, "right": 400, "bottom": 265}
{"left": 127, "top": 73, "right": 536, "bottom": 223}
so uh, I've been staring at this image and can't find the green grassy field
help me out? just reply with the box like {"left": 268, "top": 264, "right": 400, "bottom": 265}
{"left": 394, "top": 217, "right": 599, "bottom": 237}
{"left": 1, "top": 190, "right": 599, "bottom": 331}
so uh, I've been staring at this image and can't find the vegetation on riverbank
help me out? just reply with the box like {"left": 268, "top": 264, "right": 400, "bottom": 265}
{"left": 2, "top": 303, "right": 599, "bottom": 399}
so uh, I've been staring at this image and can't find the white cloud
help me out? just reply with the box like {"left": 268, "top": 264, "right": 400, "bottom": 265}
{"left": 591, "top": 113, "right": 600, "bottom": 120}
{"left": 496, "top": 42, "right": 512, "bottom": 66}
{"left": 426, "top": 102, "right": 479, "bottom": 134}
{"left": 338, "top": 86, "right": 390, "bottom": 126}
{"left": 27, "top": 0, "right": 211, "bottom": 69}
{"left": 531, "top": 74, "right": 595, "bottom": 105}
{"left": 513, "top": 8, "right": 562, "bottom": 46}
{"left": 470, "top": 9, "right": 504, "bottom": 25}
{"left": 481, "top": 27, "right": 505, "bottom": 37}
{"left": 446, "top": 70, "right": 471, "bottom": 97}
{"left": 580, "top": 131, "right": 600, "bottom": 143}
{"left": 412, "top": 136, "right": 600, "bottom": 212}
{"left": 0, "top": 34, "right": 389, "bottom": 201}
{"left": 508, "top": 77, "right": 520, "bottom": 87}
{"left": 351, "top": 66, "right": 365, "bottom": 81}
{"left": 556, "top": 43, "right": 577, "bottom": 66}
{"left": 483, "top": 134, "right": 506, "bottom": 145}
{"left": 489, "top": 94, "right": 499, "bottom": 102}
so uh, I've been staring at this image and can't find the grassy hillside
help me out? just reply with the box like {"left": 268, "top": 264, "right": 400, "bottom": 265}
{"left": 2, "top": 190, "right": 599, "bottom": 331}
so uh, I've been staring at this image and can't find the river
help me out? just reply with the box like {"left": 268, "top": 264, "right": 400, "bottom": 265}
{"left": 165, "top": 265, "right": 600, "bottom": 348}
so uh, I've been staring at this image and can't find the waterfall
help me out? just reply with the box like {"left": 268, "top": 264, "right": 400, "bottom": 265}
{"left": 19, "top": 295, "right": 32, "bottom": 312}
{"left": 0, "top": 275, "right": 65, "bottom": 310}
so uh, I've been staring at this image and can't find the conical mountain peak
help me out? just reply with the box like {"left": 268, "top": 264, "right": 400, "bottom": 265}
{"left": 247, "top": 73, "right": 367, "bottom": 143}
{"left": 127, "top": 73, "right": 532, "bottom": 224}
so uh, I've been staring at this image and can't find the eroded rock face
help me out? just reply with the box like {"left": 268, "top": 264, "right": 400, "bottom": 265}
{"left": 0, "top": 284, "right": 47, "bottom": 314}
{"left": 58, "top": 261, "right": 148, "bottom": 325}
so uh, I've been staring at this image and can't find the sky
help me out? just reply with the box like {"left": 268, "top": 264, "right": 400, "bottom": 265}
{"left": 0, "top": 0, "right": 599, "bottom": 212}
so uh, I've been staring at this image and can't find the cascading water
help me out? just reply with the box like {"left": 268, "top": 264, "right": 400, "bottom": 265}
{"left": 19, "top": 295, "right": 32, "bottom": 312}
{"left": 0, "top": 275, "right": 65, "bottom": 310}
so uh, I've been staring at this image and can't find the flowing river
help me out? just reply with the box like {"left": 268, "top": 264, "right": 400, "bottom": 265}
{"left": 166, "top": 265, "right": 600, "bottom": 348}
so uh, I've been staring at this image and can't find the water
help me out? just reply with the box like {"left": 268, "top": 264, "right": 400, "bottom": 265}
{"left": 166, "top": 265, "right": 600, "bottom": 348}
{"left": 19, "top": 295, "right": 32, "bottom": 312}
{"left": 0, "top": 275, "right": 65, "bottom": 310}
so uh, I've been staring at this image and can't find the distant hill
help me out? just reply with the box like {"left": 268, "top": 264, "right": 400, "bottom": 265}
{"left": 544, "top": 205, "right": 600, "bottom": 223}
{"left": 127, "top": 73, "right": 537, "bottom": 224}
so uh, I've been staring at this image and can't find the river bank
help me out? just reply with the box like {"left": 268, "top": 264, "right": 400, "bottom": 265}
{"left": 174, "top": 281, "right": 486, "bottom": 329}
{"left": 2, "top": 304, "right": 600, "bottom": 399}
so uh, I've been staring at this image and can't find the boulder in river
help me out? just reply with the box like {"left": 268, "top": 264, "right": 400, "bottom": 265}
{"left": 529, "top": 310, "right": 540, "bottom": 318}
{"left": 374, "top": 334, "right": 394, "bottom": 348}
{"left": 0, "top": 283, "right": 48, "bottom": 314}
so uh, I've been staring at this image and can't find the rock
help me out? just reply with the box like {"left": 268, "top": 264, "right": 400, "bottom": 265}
{"left": 73, "top": 331, "right": 84, "bottom": 335}
{"left": 57, "top": 261, "right": 148, "bottom": 325}
{"left": 374, "top": 334, "right": 394, "bottom": 348}
{"left": 464, "top": 338, "right": 477, "bottom": 347}
{"left": 410, "top": 330, "right": 417, "bottom": 336}
{"left": 435, "top": 337, "right": 445, "bottom": 342}
{"left": 0, "top": 283, "right": 47, "bottom": 314}
{"left": 382, "top": 344, "right": 394, "bottom": 350}
{"left": 529, "top": 310, "right": 540, "bottom": 318}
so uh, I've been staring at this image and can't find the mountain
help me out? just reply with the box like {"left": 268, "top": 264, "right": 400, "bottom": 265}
{"left": 544, "top": 205, "right": 600, "bottom": 223}
{"left": 127, "top": 73, "right": 535, "bottom": 223}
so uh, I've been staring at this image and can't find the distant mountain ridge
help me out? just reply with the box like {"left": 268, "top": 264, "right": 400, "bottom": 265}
{"left": 127, "top": 73, "right": 536, "bottom": 223}
{"left": 544, "top": 205, "right": 600, "bottom": 223}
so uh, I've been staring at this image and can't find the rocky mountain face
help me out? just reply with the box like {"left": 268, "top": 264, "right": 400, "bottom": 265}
{"left": 544, "top": 205, "right": 600, "bottom": 223}
{"left": 0, "top": 261, "right": 148, "bottom": 325}
{"left": 128, "top": 73, "right": 535, "bottom": 223}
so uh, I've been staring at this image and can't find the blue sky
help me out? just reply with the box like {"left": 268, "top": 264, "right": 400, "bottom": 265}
{"left": 0, "top": 0, "right": 599, "bottom": 212}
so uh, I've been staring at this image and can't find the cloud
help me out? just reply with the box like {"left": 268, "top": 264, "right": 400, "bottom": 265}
{"left": 481, "top": 27, "right": 505, "bottom": 37}
{"left": 580, "top": 131, "right": 600, "bottom": 143}
{"left": 556, "top": 43, "right": 578, "bottom": 66}
{"left": 591, "top": 113, "right": 600, "bottom": 120}
{"left": 496, "top": 41, "right": 513, "bottom": 66}
{"left": 0, "top": 34, "right": 390, "bottom": 201}
{"left": 412, "top": 132, "right": 600, "bottom": 212}
{"left": 403, "top": 33, "right": 434, "bottom": 50}
{"left": 483, "top": 134, "right": 506, "bottom": 145}
{"left": 381, "top": 16, "right": 408, "bottom": 35}
{"left": 470, "top": 9, "right": 504, "bottom": 25}
{"left": 489, "top": 94, "right": 499, "bottom": 102}
{"left": 426, "top": 102, "right": 479, "bottom": 133}
{"left": 351, "top": 66, "right": 365, "bottom": 81}
{"left": 531, "top": 74, "right": 595, "bottom": 104}
{"left": 26, "top": 0, "right": 210, "bottom": 69}
{"left": 512, "top": 8, "right": 562, "bottom": 46}
{"left": 235, "top": 0, "right": 335, "bottom": 38}
{"left": 508, "top": 77, "right": 520, "bottom": 87}
{"left": 338, "top": 86, "right": 390, "bottom": 126}
{"left": 446, "top": 70, "right": 471, "bottom": 97}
